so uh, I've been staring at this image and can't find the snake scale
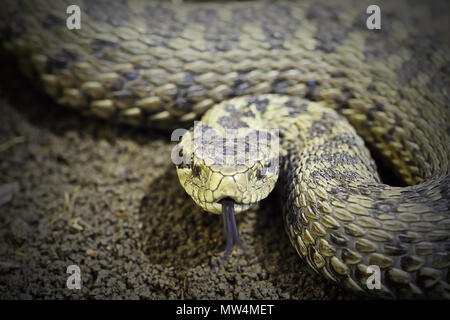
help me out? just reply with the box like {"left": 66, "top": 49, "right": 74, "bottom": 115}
{"left": 1, "top": 0, "right": 449, "bottom": 299}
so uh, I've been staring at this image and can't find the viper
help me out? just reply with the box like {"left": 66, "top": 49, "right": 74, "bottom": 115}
{"left": 0, "top": 0, "right": 449, "bottom": 298}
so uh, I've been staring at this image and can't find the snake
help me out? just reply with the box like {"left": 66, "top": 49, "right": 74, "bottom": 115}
{"left": 0, "top": 0, "right": 449, "bottom": 299}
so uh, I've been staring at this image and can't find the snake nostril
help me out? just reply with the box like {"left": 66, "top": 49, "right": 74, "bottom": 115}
{"left": 192, "top": 164, "right": 201, "bottom": 177}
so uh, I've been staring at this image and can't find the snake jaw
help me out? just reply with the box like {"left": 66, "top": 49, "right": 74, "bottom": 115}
{"left": 204, "top": 199, "right": 254, "bottom": 215}
{"left": 221, "top": 198, "right": 246, "bottom": 260}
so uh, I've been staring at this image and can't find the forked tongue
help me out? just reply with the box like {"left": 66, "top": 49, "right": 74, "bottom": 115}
{"left": 221, "top": 198, "right": 245, "bottom": 260}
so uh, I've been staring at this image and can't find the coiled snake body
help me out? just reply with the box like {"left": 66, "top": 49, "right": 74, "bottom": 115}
{"left": 1, "top": 0, "right": 449, "bottom": 298}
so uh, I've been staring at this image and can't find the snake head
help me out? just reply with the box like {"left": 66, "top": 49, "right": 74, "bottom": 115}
{"left": 175, "top": 122, "right": 280, "bottom": 215}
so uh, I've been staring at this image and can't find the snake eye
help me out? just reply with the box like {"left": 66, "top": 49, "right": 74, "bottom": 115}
{"left": 176, "top": 148, "right": 194, "bottom": 170}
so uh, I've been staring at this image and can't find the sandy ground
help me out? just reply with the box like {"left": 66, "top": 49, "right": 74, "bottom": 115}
{"left": 0, "top": 56, "right": 362, "bottom": 300}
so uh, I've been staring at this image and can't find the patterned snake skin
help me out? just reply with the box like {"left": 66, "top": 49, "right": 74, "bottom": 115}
{"left": 0, "top": 0, "right": 449, "bottom": 298}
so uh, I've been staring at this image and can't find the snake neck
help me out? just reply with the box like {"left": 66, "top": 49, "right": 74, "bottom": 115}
{"left": 200, "top": 94, "right": 450, "bottom": 298}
